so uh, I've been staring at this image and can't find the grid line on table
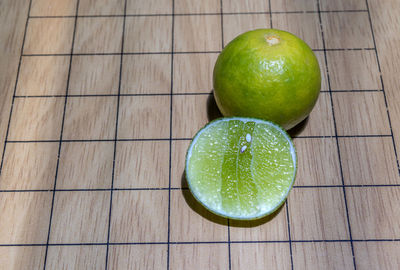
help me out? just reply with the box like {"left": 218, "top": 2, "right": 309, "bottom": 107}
{"left": 365, "top": 0, "right": 400, "bottom": 176}
{"left": 42, "top": 0, "right": 80, "bottom": 269}
{"left": 0, "top": 0, "right": 32, "bottom": 176}
{"left": 285, "top": 203, "right": 294, "bottom": 270}
{"left": 10, "top": 88, "right": 384, "bottom": 99}
{"left": 167, "top": 0, "right": 175, "bottom": 269}
{"left": 19, "top": 47, "right": 376, "bottom": 57}
{"left": 218, "top": 2, "right": 232, "bottom": 269}
{"left": 316, "top": 0, "right": 357, "bottom": 268}
{"left": 268, "top": 0, "right": 272, "bottom": 29}
{"left": 104, "top": 0, "right": 127, "bottom": 269}
{"left": 1, "top": 238, "right": 400, "bottom": 247}
{"left": 1, "top": 184, "right": 400, "bottom": 193}
{"left": 227, "top": 219, "right": 232, "bottom": 270}
{"left": 220, "top": 0, "right": 224, "bottom": 50}
{"left": 220, "top": 2, "right": 232, "bottom": 269}
{"left": 26, "top": 9, "right": 370, "bottom": 19}
{"left": 4, "top": 134, "right": 395, "bottom": 144}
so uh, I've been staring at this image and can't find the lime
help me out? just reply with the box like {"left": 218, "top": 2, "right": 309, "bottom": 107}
{"left": 185, "top": 117, "right": 296, "bottom": 220}
{"left": 213, "top": 29, "right": 321, "bottom": 130}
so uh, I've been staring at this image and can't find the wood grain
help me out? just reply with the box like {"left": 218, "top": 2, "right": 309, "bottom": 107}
{"left": 292, "top": 242, "right": 354, "bottom": 270}
{"left": 8, "top": 97, "right": 64, "bottom": 140}
{"left": 74, "top": 17, "right": 123, "bottom": 54}
{"left": 24, "top": 18, "right": 75, "bottom": 54}
{"left": 223, "top": 14, "right": 271, "bottom": 46}
{"left": 108, "top": 245, "right": 167, "bottom": 270}
{"left": 327, "top": 50, "right": 381, "bottom": 90}
{"left": 369, "top": 0, "right": 400, "bottom": 170}
{"left": 332, "top": 92, "right": 390, "bottom": 136}
{"left": 170, "top": 244, "right": 229, "bottom": 270}
{"left": 288, "top": 188, "right": 349, "bottom": 240}
{"left": 0, "top": 142, "right": 59, "bottom": 190}
{"left": 49, "top": 191, "right": 110, "bottom": 243}
{"left": 273, "top": 13, "right": 323, "bottom": 50}
{"left": 174, "top": 15, "right": 222, "bottom": 52}
{"left": 46, "top": 246, "right": 107, "bottom": 270}
{"left": 0, "top": 246, "right": 45, "bottom": 270}
{"left": 63, "top": 96, "right": 117, "bottom": 140}
{"left": 30, "top": 0, "right": 77, "bottom": 16}
{"left": 222, "top": 0, "right": 270, "bottom": 13}
{"left": 173, "top": 53, "right": 218, "bottom": 93}
{"left": 114, "top": 141, "right": 170, "bottom": 188}
{"left": 118, "top": 95, "right": 170, "bottom": 139}
{"left": 322, "top": 12, "right": 374, "bottom": 49}
{"left": 1, "top": 0, "right": 400, "bottom": 269}
{"left": 0, "top": 0, "right": 30, "bottom": 156}
{"left": 69, "top": 55, "right": 120, "bottom": 95}
{"left": 354, "top": 242, "right": 400, "bottom": 270}
{"left": 17, "top": 56, "right": 70, "bottom": 96}
{"left": 231, "top": 243, "right": 291, "bottom": 269}
{"left": 57, "top": 142, "right": 114, "bottom": 189}
{"left": 170, "top": 190, "right": 228, "bottom": 242}
{"left": 0, "top": 192, "right": 52, "bottom": 244}
{"left": 347, "top": 187, "right": 400, "bottom": 239}
{"left": 110, "top": 190, "right": 169, "bottom": 242}
{"left": 294, "top": 138, "right": 342, "bottom": 186}
{"left": 121, "top": 54, "right": 171, "bottom": 94}
{"left": 124, "top": 16, "right": 172, "bottom": 53}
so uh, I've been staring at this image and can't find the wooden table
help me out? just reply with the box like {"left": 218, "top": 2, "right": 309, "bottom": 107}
{"left": 1, "top": 0, "right": 399, "bottom": 269}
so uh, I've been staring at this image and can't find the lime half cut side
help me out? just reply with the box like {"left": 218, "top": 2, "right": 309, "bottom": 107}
{"left": 185, "top": 117, "right": 297, "bottom": 220}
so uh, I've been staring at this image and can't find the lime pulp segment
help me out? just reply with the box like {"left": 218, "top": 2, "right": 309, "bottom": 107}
{"left": 186, "top": 117, "right": 297, "bottom": 220}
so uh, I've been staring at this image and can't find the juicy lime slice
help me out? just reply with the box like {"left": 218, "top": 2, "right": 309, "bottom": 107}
{"left": 185, "top": 117, "right": 297, "bottom": 220}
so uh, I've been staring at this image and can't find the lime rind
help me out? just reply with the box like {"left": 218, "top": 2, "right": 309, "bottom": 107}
{"left": 185, "top": 117, "right": 297, "bottom": 220}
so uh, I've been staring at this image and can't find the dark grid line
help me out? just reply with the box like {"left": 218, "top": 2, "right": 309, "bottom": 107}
{"left": 329, "top": 89, "right": 382, "bottom": 92}
{"left": 4, "top": 134, "right": 394, "bottom": 144}
{"left": 11, "top": 89, "right": 386, "bottom": 99}
{"left": 4, "top": 133, "right": 395, "bottom": 148}
{"left": 1, "top": 184, "right": 400, "bottom": 194}
{"left": 104, "top": 0, "right": 127, "bottom": 268}
{"left": 167, "top": 0, "right": 175, "bottom": 268}
{"left": 220, "top": 0, "right": 224, "bottom": 48}
{"left": 0, "top": 187, "right": 181, "bottom": 193}
{"left": 27, "top": 9, "right": 369, "bottom": 19}
{"left": 219, "top": 3, "right": 232, "bottom": 269}
{"left": 42, "top": 0, "right": 80, "bottom": 268}
{"left": 322, "top": 48, "right": 375, "bottom": 51}
{"left": 365, "top": 0, "right": 400, "bottom": 176}
{"left": 316, "top": 0, "right": 357, "bottom": 268}
{"left": 0, "top": 0, "right": 32, "bottom": 177}
{"left": 227, "top": 219, "right": 232, "bottom": 270}
{"left": 268, "top": 0, "right": 272, "bottom": 27}
{"left": 11, "top": 89, "right": 385, "bottom": 99}
{"left": 2, "top": 238, "right": 400, "bottom": 248}
{"left": 13, "top": 92, "right": 213, "bottom": 98}
{"left": 21, "top": 51, "right": 221, "bottom": 57}
{"left": 285, "top": 203, "right": 294, "bottom": 270}
{"left": 20, "top": 47, "right": 375, "bottom": 57}
{"left": 293, "top": 184, "right": 400, "bottom": 188}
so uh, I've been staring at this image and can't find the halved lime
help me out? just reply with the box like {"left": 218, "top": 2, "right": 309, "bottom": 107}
{"left": 185, "top": 117, "right": 297, "bottom": 220}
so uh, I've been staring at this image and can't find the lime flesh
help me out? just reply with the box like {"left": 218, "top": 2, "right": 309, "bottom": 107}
{"left": 186, "top": 117, "right": 297, "bottom": 220}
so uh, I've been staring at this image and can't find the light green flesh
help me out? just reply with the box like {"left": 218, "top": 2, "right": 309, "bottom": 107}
{"left": 187, "top": 118, "right": 296, "bottom": 219}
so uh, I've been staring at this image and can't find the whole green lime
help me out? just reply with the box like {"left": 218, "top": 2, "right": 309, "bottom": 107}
{"left": 213, "top": 29, "right": 321, "bottom": 130}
